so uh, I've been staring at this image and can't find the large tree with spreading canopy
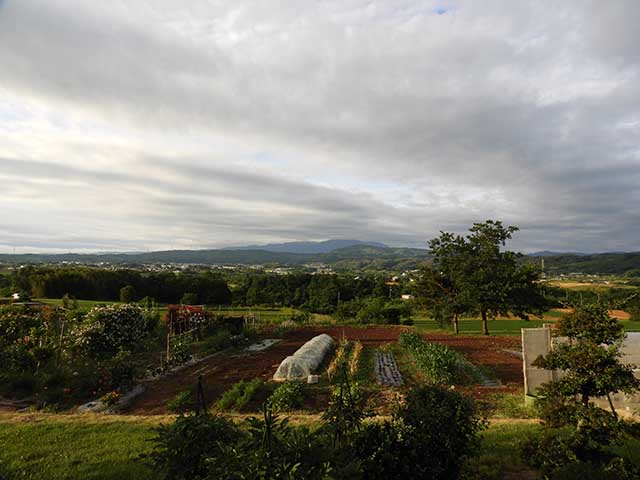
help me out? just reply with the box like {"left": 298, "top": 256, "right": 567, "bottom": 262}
{"left": 418, "top": 220, "right": 545, "bottom": 335}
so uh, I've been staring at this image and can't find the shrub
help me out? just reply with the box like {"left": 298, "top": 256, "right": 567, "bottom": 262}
{"left": 119, "top": 285, "right": 136, "bottom": 303}
{"left": 103, "top": 350, "right": 138, "bottom": 391}
{"left": 205, "top": 406, "right": 335, "bottom": 479}
{"left": 201, "top": 330, "right": 233, "bottom": 355}
{"left": 72, "top": 304, "right": 151, "bottom": 357}
{"left": 147, "top": 413, "right": 243, "bottom": 480}
{"left": 0, "top": 371, "right": 38, "bottom": 398}
{"left": 290, "top": 311, "right": 311, "bottom": 323}
{"left": 180, "top": 292, "right": 199, "bottom": 305}
{"left": 523, "top": 303, "right": 640, "bottom": 478}
{"left": 353, "top": 385, "right": 486, "bottom": 480}
{"left": 356, "top": 298, "right": 387, "bottom": 324}
{"left": 334, "top": 299, "right": 364, "bottom": 322}
{"left": 149, "top": 384, "right": 485, "bottom": 480}
{"left": 399, "top": 332, "right": 481, "bottom": 385}
{"left": 268, "top": 381, "right": 305, "bottom": 412}
{"left": 101, "top": 391, "right": 121, "bottom": 407}
{"left": 166, "top": 390, "right": 193, "bottom": 414}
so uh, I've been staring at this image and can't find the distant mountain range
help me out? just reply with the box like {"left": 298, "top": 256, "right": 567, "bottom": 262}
{"left": 224, "top": 239, "right": 387, "bottom": 254}
{"left": 0, "top": 242, "right": 430, "bottom": 271}
{"left": 0, "top": 240, "right": 638, "bottom": 275}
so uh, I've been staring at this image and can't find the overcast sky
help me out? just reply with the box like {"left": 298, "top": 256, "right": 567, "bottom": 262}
{"left": 1, "top": 1, "right": 639, "bottom": 253}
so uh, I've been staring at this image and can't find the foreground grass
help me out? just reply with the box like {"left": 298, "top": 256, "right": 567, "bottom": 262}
{"left": 0, "top": 415, "right": 156, "bottom": 480}
{"left": 0, "top": 412, "right": 541, "bottom": 480}
{"left": 467, "top": 421, "right": 542, "bottom": 479}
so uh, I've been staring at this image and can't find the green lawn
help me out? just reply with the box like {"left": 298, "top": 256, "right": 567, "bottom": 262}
{"left": 0, "top": 414, "right": 541, "bottom": 480}
{"left": 35, "top": 298, "right": 125, "bottom": 312}
{"left": 413, "top": 318, "right": 548, "bottom": 335}
{"left": 0, "top": 416, "right": 155, "bottom": 480}
{"left": 210, "top": 305, "right": 303, "bottom": 323}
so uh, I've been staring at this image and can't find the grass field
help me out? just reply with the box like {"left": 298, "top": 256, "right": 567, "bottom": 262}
{"left": 35, "top": 298, "right": 127, "bottom": 311}
{"left": 0, "top": 413, "right": 541, "bottom": 480}
{"left": 413, "top": 315, "right": 640, "bottom": 335}
{"left": 0, "top": 415, "right": 156, "bottom": 480}
{"left": 33, "top": 299, "right": 306, "bottom": 322}
{"left": 413, "top": 318, "right": 548, "bottom": 335}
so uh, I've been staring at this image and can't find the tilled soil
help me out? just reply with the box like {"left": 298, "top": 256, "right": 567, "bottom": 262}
{"left": 421, "top": 333, "right": 522, "bottom": 385}
{"left": 127, "top": 326, "right": 523, "bottom": 414}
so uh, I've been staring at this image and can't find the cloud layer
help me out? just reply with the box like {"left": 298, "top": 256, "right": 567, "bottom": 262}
{"left": 0, "top": 0, "right": 638, "bottom": 253}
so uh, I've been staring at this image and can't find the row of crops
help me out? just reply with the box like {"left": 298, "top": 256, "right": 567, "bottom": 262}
{"left": 399, "top": 332, "right": 482, "bottom": 385}
{"left": 165, "top": 328, "right": 489, "bottom": 418}
{"left": 184, "top": 336, "right": 366, "bottom": 415}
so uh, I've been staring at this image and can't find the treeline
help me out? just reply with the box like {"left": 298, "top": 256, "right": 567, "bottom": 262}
{"left": 6, "top": 267, "right": 406, "bottom": 314}
{"left": 235, "top": 273, "right": 396, "bottom": 313}
{"left": 9, "top": 267, "right": 231, "bottom": 304}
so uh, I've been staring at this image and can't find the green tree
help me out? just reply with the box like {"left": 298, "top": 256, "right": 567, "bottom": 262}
{"left": 426, "top": 220, "right": 545, "bottom": 335}
{"left": 415, "top": 266, "right": 467, "bottom": 334}
{"left": 180, "top": 292, "right": 199, "bottom": 305}
{"left": 523, "top": 303, "right": 640, "bottom": 478}
{"left": 534, "top": 303, "right": 639, "bottom": 415}
{"left": 119, "top": 285, "right": 137, "bottom": 303}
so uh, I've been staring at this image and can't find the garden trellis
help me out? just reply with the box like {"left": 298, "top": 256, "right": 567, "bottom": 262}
{"left": 164, "top": 304, "right": 207, "bottom": 363}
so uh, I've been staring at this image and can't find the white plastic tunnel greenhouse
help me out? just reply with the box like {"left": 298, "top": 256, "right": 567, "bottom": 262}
{"left": 273, "top": 334, "right": 334, "bottom": 381}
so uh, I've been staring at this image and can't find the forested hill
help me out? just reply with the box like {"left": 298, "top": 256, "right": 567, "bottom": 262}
{"left": 530, "top": 252, "right": 640, "bottom": 275}
{"left": 0, "top": 245, "right": 430, "bottom": 270}
{"left": 224, "top": 239, "right": 387, "bottom": 254}
{"left": 1, "top": 246, "right": 639, "bottom": 275}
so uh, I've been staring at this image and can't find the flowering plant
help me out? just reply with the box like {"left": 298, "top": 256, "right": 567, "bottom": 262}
{"left": 72, "top": 304, "right": 150, "bottom": 357}
{"left": 100, "top": 391, "right": 121, "bottom": 406}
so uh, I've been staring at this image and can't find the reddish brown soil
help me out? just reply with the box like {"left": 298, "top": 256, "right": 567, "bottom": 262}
{"left": 421, "top": 333, "right": 523, "bottom": 386}
{"left": 127, "top": 326, "right": 524, "bottom": 414}
{"left": 555, "top": 307, "right": 631, "bottom": 320}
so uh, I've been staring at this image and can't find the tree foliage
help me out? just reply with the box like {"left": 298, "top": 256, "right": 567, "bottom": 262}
{"left": 149, "top": 382, "right": 485, "bottom": 480}
{"left": 523, "top": 303, "right": 640, "bottom": 478}
{"left": 12, "top": 266, "right": 231, "bottom": 305}
{"left": 421, "top": 220, "right": 546, "bottom": 335}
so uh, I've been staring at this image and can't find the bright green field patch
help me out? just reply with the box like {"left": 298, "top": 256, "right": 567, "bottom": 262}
{"left": 413, "top": 318, "right": 548, "bottom": 335}
{"left": 414, "top": 318, "right": 640, "bottom": 335}
{"left": 0, "top": 419, "right": 155, "bottom": 480}
{"left": 35, "top": 298, "right": 170, "bottom": 316}
{"left": 204, "top": 306, "right": 305, "bottom": 323}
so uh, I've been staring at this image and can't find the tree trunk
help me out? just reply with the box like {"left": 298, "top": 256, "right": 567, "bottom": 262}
{"left": 481, "top": 310, "right": 489, "bottom": 335}
{"left": 453, "top": 313, "right": 459, "bottom": 335}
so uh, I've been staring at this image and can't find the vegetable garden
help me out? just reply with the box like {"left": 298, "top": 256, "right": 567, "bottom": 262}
{"left": 5, "top": 300, "right": 636, "bottom": 479}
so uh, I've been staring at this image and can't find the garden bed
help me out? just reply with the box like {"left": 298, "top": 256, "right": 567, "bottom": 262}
{"left": 126, "top": 327, "right": 524, "bottom": 414}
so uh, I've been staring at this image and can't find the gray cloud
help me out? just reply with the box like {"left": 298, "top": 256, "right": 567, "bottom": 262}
{"left": 0, "top": 0, "right": 638, "bottom": 253}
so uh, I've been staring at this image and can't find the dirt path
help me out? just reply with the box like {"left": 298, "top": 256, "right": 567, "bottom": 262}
{"left": 127, "top": 326, "right": 523, "bottom": 414}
